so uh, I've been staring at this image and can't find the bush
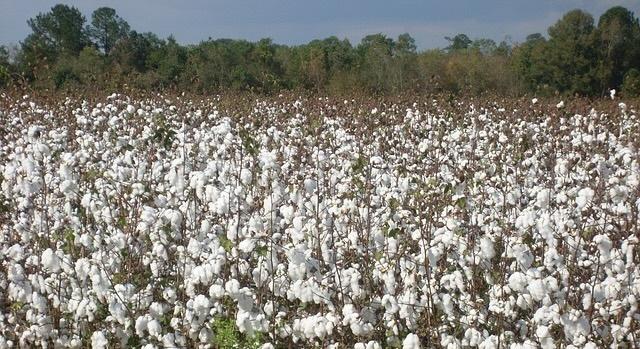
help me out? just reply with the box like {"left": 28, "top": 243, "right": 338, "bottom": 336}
{"left": 622, "top": 68, "right": 640, "bottom": 97}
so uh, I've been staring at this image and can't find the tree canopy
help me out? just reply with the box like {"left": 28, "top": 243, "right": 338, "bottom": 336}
{"left": 2, "top": 4, "right": 640, "bottom": 97}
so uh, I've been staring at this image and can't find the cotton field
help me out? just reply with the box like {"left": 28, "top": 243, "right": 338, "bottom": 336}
{"left": 0, "top": 93, "right": 639, "bottom": 349}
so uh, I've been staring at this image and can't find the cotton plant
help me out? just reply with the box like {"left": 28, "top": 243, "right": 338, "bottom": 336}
{"left": 0, "top": 93, "right": 639, "bottom": 348}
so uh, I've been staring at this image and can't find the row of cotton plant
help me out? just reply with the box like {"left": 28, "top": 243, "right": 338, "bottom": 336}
{"left": 0, "top": 92, "right": 639, "bottom": 348}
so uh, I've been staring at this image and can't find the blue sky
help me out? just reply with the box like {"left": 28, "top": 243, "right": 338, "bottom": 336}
{"left": 1, "top": 0, "right": 639, "bottom": 49}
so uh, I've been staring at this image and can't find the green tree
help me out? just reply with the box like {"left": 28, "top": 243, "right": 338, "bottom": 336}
{"left": 546, "top": 9, "right": 599, "bottom": 94}
{"left": 0, "top": 46, "right": 10, "bottom": 87}
{"left": 88, "top": 7, "right": 130, "bottom": 54}
{"left": 393, "top": 33, "right": 418, "bottom": 91}
{"left": 357, "top": 34, "right": 395, "bottom": 92}
{"left": 25, "top": 4, "right": 89, "bottom": 56}
{"left": 146, "top": 36, "right": 188, "bottom": 88}
{"left": 470, "top": 38, "right": 497, "bottom": 55}
{"left": 74, "top": 46, "right": 106, "bottom": 85}
{"left": 595, "top": 6, "right": 640, "bottom": 92}
{"left": 622, "top": 68, "right": 640, "bottom": 96}
{"left": 110, "top": 31, "right": 161, "bottom": 74}
{"left": 445, "top": 34, "right": 472, "bottom": 52}
{"left": 512, "top": 33, "right": 553, "bottom": 93}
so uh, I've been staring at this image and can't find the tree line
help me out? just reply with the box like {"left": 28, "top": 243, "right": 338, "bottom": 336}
{"left": 1, "top": 4, "right": 639, "bottom": 97}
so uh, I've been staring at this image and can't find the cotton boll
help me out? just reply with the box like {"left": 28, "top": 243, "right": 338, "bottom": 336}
{"left": 192, "top": 294, "right": 210, "bottom": 318}
{"left": 366, "top": 341, "right": 381, "bottom": 349}
{"left": 527, "top": 279, "right": 548, "bottom": 302}
{"left": 240, "top": 168, "right": 252, "bottom": 185}
{"left": 462, "top": 328, "right": 482, "bottom": 347}
{"left": 480, "top": 236, "right": 495, "bottom": 260}
{"left": 41, "top": 248, "right": 61, "bottom": 273}
{"left": 402, "top": 333, "right": 420, "bottom": 349}
{"left": 478, "top": 336, "right": 498, "bottom": 349}
{"left": 535, "top": 189, "right": 551, "bottom": 209}
{"left": 535, "top": 326, "right": 555, "bottom": 349}
{"left": 209, "top": 284, "right": 225, "bottom": 299}
{"left": 199, "top": 327, "right": 212, "bottom": 343}
{"left": 576, "top": 188, "right": 594, "bottom": 211}
{"left": 381, "top": 294, "right": 399, "bottom": 314}
{"left": 508, "top": 272, "right": 528, "bottom": 293}
{"left": 304, "top": 178, "right": 317, "bottom": 194}
{"left": 135, "top": 316, "right": 148, "bottom": 337}
{"left": 162, "top": 288, "right": 176, "bottom": 303}
{"left": 91, "top": 331, "right": 108, "bottom": 349}
{"left": 223, "top": 279, "right": 240, "bottom": 297}
{"left": 8, "top": 244, "right": 25, "bottom": 261}
{"left": 593, "top": 234, "right": 612, "bottom": 263}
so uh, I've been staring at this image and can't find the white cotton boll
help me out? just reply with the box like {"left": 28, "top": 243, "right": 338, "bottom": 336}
{"left": 108, "top": 300, "right": 127, "bottom": 324}
{"left": 147, "top": 319, "right": 162, "bottom": 338}
{"left": 152, "top": 243, "right": 168, "bottom": 261}
{"left": 260, "top": 344, "right": 275, "bottom": 349}
{"left": 582, "top": 293, "right": 592, "bottom": 310}
{"left": 163, "top": 288, "right": 176, "bottom": 303}
{"left": 527, "top": 279, "right": 548, "bottom": 302}
{"left": 440, "top": 293, "right": 454, "bottom": 316}
{"left": 535, "top": 326, "right": 555, "bottom": 349}
{"left": 193, "top": 294, "right": 210, "bottom": 318}
{"left": 161, "top": 334, "right": 177, "bottom": 348}
{"left": 304, "top": 178, "right": 317, "bottom": 194}
{"left": 225, "top": 279, "right": 240, "bottom": 296}
{"left": 187, "top": 238, "right": 202, "bottom": 257}
{"left": 593, "top": 234, "right": 612, "bottom": 263}
{"left": 366, "top": 341, "right": 381, "bottom": 349}
{"left": 478, "top": 336, "right": 498, "bottom": 349}
{"left": 238, "top": 239, "right": 255, "bottom": 253}
{"left": 462, "top": 328, "right": 482, "bottom": 347}
{"left": 91, "top": 330, "right": 108, "bottom": 349}
{"left": 532, "top": 98, "right": 538, "bottom": 104}
{"left": 556, "top": 101, "right": 564, "bottom": 109}
{"left": 508, "top": 272, "right": 528, "bottom": 293}
{"left": 381, "top": 294, "right": 399, "bottom": 314}
{"left": 480, "top": 236, "right": 495, "bottom": 260}
{"left": 135, "top": 316, "right": 148, "bottom": 337}
{"left": 418, "top": 140, "right": 429, "bottom": 153}
{"left": 60, "top": 179, "right": 77, "bottom": 198}
{"left": 535, "top": 189, "right": 551, "bottom": 209}
{"left": 8, "top": 244, "right": 25, "bottom": 261}
{"left": 149, "top": 302, "right": 166, "bottom": 319}
{"left": 209, "top": 284, "right": 225, "bottom": 299}
{"left": 41, "top": 248, "right": 61, "bottom": 273}
{"left": 131, "top": 183, "right": 145, "bottom": 196}
{"left": 126, "top": 105, "right": 135, "bottom": 114}
{"left": 240, "top": 168, "right": 252, "bottom": 185}
{"left": 576, "top": 188, "right": 594, "bottom": 211}
{"left": 199, "top": 328, "right": 213, "bottom": 343}
{"left": 292, "top": 216, "right": 304, "bottom": 231}
{"left": 402, "top": 333, "right": 421, "bottom": 349}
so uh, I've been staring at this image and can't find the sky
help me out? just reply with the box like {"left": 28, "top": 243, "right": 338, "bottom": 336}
{"left": 1, "top": 0, "right": 639, "bottom": 50}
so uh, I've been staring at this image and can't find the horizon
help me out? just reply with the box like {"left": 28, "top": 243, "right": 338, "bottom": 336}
{"left": 2, "top": 0, "right": 640, "bottom": 50}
